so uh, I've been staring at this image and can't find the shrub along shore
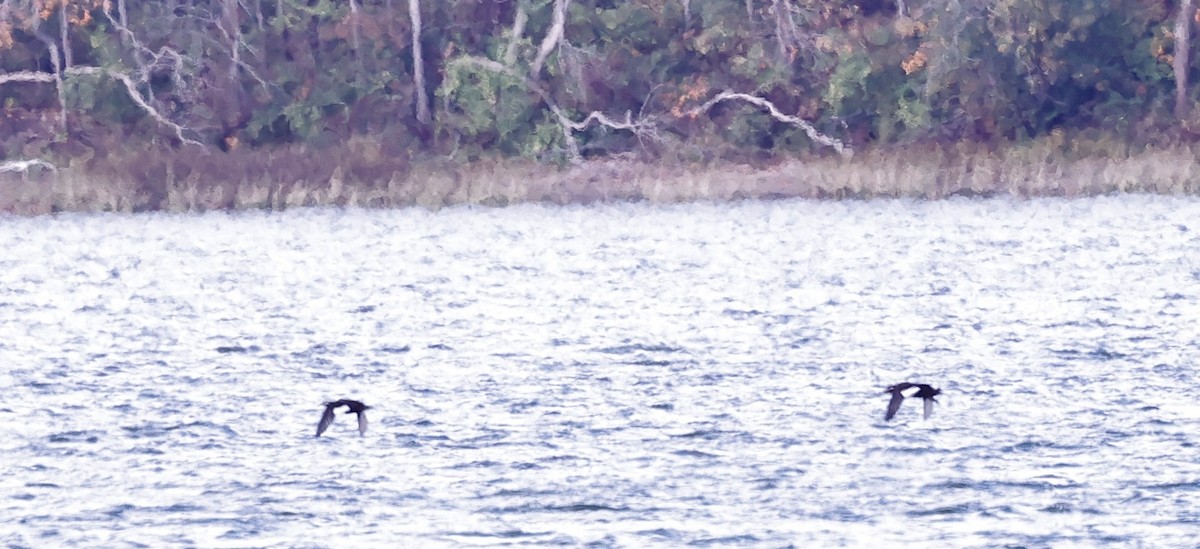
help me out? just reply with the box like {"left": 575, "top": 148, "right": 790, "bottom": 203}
{"left": 1, "top": 137, "right": 1198, "bottom": 216}
{"left": 5, "top": 2, "right": 1200, "bottom": 215}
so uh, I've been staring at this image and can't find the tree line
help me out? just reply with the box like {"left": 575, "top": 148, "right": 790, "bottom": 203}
{"left": 1, "top": 0, "right": 1197, "bottom": 170}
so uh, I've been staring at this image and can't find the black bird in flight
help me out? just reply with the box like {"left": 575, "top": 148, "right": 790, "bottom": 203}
{"left": 316, "top": 399, "right": 371, "bottom": 437}
{"left": 884, "top": 383, "right": 941, "bottom": 421}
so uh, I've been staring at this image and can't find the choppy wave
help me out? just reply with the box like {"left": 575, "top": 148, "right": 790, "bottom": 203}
{"left": 2, "top": 196, "right": 1199, "bottom": 546}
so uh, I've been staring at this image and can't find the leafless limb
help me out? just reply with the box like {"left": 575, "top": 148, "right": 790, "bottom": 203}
{"left": 0, "top": 71, "right": 55, "bottom": 85}
{"left": 0, "top": 159, "right": 57, "bottom": 173}
{"left": 562, "top": 109, "right": 658, "bottom": 137}
{"left": 504, "top": 1, "right": 528, "bottom": 66}
{"left": 777, "top": 2, "right": 823, "bottom": 62}
{"left": 529, "top": 0, "right": 569, "bottom": 78}
{"left": 558, "top": 41, "right": 599, "bottom": 99}
{"left": 27, "top": 23, "right": 68, "bottom": 131}
{"left": 449, "top": 56, "right": 573, "bottom": 152}
{"left": 71, "top": 67, "right": 204, "bottom": 146}
{"left": 100, "top": 9, "right": 188, "bottom": 95}
{"left": 131, "top": 5, "right": 270, "bottom": 93}
{"left": 687, "top": 91, "right": 853, "bottom": 157}
{"left": 449, "top": 55, "right": 658, "bottom": 163}
{"left": 252, "top": 0, "right": 265, "bottom": 30}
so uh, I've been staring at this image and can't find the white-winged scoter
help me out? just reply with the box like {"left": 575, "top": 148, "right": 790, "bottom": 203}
{"left": 884, "top": 383, "right": 941, "bottom": 421}
{"left": 316, "top": 399, "right": 371, "bottom": 437}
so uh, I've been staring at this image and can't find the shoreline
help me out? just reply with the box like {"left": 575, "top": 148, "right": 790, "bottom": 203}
{"left": 2, "top": 141, "right": 1198, "bottom": 216}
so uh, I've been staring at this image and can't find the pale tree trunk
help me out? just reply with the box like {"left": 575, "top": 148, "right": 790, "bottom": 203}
{"left": 42, "top": 34, "right": 68, "bottom": 132}
{"left": 1175, "top": 0, "right": 1194, "bottom": 118}
{"left": 505, "top": 1, "right": 528, "bottom": 66}
{"left": 115, "top": 0, "right": 130, "bottom": 51}
{"left": 409, "top": 0, "right": 431, "bottom": 125}
{"left": 59, "top": 4, "right": 72, "bottom": 68}
{"left": 223, "top": 0, "right": 241, "bottom": 81}
{"left": 770, "top": 0, "right": 793, "bottom": 63}
{"left": 530, "top": 0, "right": 569, "bottom": 78}
{"left": 110, "top": 0, "right": 145, "bottom": 76}
{"left": 348, "top": 0, "right": 362, "bottom": 64}
{"left": 27, "top": 2, "right": 67, "bottom": 132}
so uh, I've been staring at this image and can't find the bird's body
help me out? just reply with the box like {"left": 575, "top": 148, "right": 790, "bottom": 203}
{"left": 884, "top": 383, "right": 941, "bottom": 421}
{"left": 316, "top": 399, "right": 371, "bottom": 437}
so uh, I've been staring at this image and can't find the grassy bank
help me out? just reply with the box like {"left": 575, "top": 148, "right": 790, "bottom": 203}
{"left": 2, "top": 137, "right": 1198, "bottom": 215}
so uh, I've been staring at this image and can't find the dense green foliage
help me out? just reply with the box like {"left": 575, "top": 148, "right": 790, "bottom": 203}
{"left": 0, "top": 0, "right": 1196, "bottom": 166}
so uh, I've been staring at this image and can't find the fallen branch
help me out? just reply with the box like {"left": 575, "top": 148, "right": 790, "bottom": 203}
{"left": 0, "top": 159, "right": 57, "bottom": 173}
{"left": 0, "top": 71, "right": 55, "bottom": 85}
{"left": 449, "top": 55, "right": 657, "bottom": 162}
{"left": 68, "top": 67, "right": 204, "bottom": 146}
{"left": 561, "top": 109, "right": 656, "bottom": 135}
{"left": 687, "top": 90, "right": 852, "bottom": 157}
{"left": 0, "top": 67, "right": 204, "bottom": 146}
{"left": 449, "top": 56, "right": 576, "bottom": 157}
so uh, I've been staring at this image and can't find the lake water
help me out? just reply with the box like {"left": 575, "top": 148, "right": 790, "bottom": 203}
{"left": 2, "top": 196, "right": 1199, "bottom": 547}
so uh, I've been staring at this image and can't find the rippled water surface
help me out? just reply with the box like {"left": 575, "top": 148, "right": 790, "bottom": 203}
{"left": 2, "top": 196, "right": 1200, "bottom": 547}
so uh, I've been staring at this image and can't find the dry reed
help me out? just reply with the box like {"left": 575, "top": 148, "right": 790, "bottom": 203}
{"left": 2, "top": 138, "right": 1197, "bottom": 216}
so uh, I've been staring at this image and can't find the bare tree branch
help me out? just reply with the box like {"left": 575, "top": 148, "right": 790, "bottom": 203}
{"left": 504, "top": 1, "right": 528, "bottom": 66}
{"left": 449, "top": 55, "right": 657, "bottom": 163}
{"left": 100, "top": 8, "right": 187, "bottom": 98}
{"left": 559, "top": 110, "right": 657, "bottom": 136}
{"left": 449, "top": 56, "right": 575, "bottom": 155}
{"left": 69, "top": 67, "right": 204, "bottom": 146}
{"left": 687, "top": 91, "right": 853, "bottom": 157}
{"left": 28, "top": 23, "right": 67, "bottom": 131}
{"left": 0, "top": 159, "right": 57, "bottom": 173}
{"left": 121, "top": 5, "right": 270, "bottom": 93}
{"left": 0, "top": 70, "right": 55, "bottom": 85}
{"left": 530, "top": 0, "right": 569, "bottom": 78}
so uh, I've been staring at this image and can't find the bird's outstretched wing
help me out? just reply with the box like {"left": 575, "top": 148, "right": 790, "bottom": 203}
{"left": 356, "top": 412, "right": 368, "bottom": 436}
{"left": 923, "top": 398, "right": 934, "bottom": 420}
{"left": 316, "top": 405, "right": 337, "bottom": 437}
{"left": 885, "top": 391, "right": 905, "bottom": 421}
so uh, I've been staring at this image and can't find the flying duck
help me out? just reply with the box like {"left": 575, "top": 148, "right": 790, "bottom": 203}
{"left": 316, "top": 399, "right": 371, "bottom": 437}
{"left": 884, "top": 383, "right": 941, "bottom": 421}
